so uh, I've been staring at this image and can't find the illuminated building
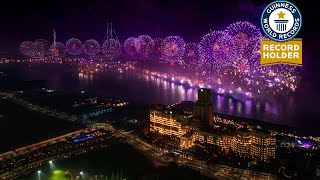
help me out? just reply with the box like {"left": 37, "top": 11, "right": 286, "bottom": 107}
{"left": 250, "top": 130, "right": 276, "bottom": 161}
{"left": 193, "top": 132, "right": 232, "bottom": 152}
{"left": 180, "top": 132, "right": 195, "bottom": 148}
{"left": 231, "top": 130, "right": 251, "bottom": 156}
{"left": 193, "top": 88, "right": 213, "bottom": 126}
{"left": 150, "top": 104, "right": 192, "bottom": 137}
{"left": 194, "top": 131, "right": 216, "bottom": 144}
{"left": 216, "top": 135, "right": 233, "bottom": 152}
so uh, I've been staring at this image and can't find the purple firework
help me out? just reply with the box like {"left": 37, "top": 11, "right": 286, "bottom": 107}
{"left": 198, "top": 31, "right": 235, "bottom": 67}
{"left": 66, "top": 38, "right": 83, "bottom": 56}
{"left": 225, "top": 21, "right": 262, "bottom": 60}
{"left": 150, "top": 38, "right": 164, "bottom": 62}
{"left": 20, "top": 41, "right": 35, "bottom": 57}
{"left": 124, "top": 37, "right": 141, "bottom": 59}
{"left": 102, "top": 39, "right": 121, "bottom": 59}
{"left": 162, "top": 36, "right": 185, "bottom": 62}
{"left": 137, "top": 35, "right": 154, "bottom": 59}
{"left": 184, "top": 42, "right": 199, "bottom": 60}
{"left": 198, "top": 31, "right": 236, "bottom": 68}
{"left": 49, "top": 42, "right": 66, "bottom": 58}
{"left": 34, "top": 39, "right": 50, "bottom": 57}
{"left": 179, "top": 42, "right": 200, "bottom": 71}
{"left": 83, "top": 39, "right": 100, "bottom": 56}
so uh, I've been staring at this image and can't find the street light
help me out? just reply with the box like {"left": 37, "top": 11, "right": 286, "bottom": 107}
{"left": 49, "top": 160, "right": 53, "bottom": 164}
{"left": 80, "top": 171, "right": 84, "bottom": 175}
{"left": 37, "top": 170, "right": 41, "bottom": 180}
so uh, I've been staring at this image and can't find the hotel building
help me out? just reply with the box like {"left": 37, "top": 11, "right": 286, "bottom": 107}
{"left": 149, "top": 89, "right": 276, "bottom": 161}
{"left": 231, "top": 130, "right": 252, "bottom": 156}
{"left": 150, "top": 104, "right": 192, "bottom": 137}
{"left": 250, "top": 130, "right": 276, "bottom": 161}
{"left": 193, "top": 132, "right": 233, "bottom": 152}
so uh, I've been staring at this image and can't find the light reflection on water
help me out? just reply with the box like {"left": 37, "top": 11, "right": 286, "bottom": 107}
{"left": 132, "top": 69, "right": 284, "bottom": 122}
{"left": 0, "top": 64, "right": 298, "bottom": 127}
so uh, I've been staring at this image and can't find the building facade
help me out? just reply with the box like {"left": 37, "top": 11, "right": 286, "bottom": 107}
{"left": 250, "top": 131, "right": 276, "bottom": 161}
{"left": 216, "top": 135, "right": 233, "bottom": 152}
{"left": 180, "top": 132, "right": 194, "bottom": 148}
{"left": 231, "top": 130, "right": 252, "bottom": 156}
{"left": 193, "top": 131, "right": 232, "bottom": 152}
{"left": 150, "top": 105, "right": 192, "bottom": 137}
{"left": 193, "top": 88, "right": 213, "bottom": 126}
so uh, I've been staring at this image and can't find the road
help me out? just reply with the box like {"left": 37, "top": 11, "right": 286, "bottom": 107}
{"left": 0, "top": 93, "right": 276, "bottom": 179}
{"left": 102, "top": 124, "right": 276, "bottom": 180}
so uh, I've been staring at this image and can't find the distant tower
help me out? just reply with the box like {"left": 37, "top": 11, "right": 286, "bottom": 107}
{"left": 101, "top": 23, "right": 121, "bottom": 60}
{"left": 53, "top": 29, "right": 56, "bottom": 47}
{"left": 103, "top": 23, "right": 119, "bottom": 43}
{"left": 51, "top": 29, "right": 59, "bottom": 58}
{"left": 193, "top": 88, "right": 213, "bottom": 126}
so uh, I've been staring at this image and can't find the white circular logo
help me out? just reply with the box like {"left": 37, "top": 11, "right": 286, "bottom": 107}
{"left": 261, "top": 1, "right": 302, "bottom": 42}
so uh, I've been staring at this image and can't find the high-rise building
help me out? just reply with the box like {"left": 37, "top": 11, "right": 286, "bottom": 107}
{"left": 193, "top": 88, "right": 213, "bottom": 126}
{"left": 231, "top": 130, "right": 251, "bottom": 156}
{"left": 250, "top": 130, "right": 276, "bottom": 161}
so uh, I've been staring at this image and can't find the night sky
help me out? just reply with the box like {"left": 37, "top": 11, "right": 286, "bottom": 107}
{"left": 0, "top": 0, "right": 307, "bottom": 48}
{"left": 0, "top": 0, "right": 316, "bottom": 87}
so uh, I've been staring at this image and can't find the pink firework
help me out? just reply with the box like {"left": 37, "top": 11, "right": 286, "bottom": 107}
{"left": 150, "top": 37, "right": 164, "bottom": 62}
{"left": 198, "top": 31, "right": 236, "bottom": 68}
{"left": 162, "top": 36, "right": 185, "bottom": 62}
{"left": 34, "top": 39, "right": 50, "bottom": 57}
{"left": 66, "top": 38, "right": 83, "bottom": 56}
{"left": 137, "top": 35, "right": 154, "bottom": 59}
{"left": 20, "top": 41, "right": 35, "bottom": 57}
{"left": 102, "top": 39, "right": 121, "bottom": 59}
{"left": 124, "top": 37, "right": 141, "bottom": 59}
{"left": 178, "top": 42, "right": 200, "bottom": 71}
{"left": 83, "top": 39, "right": 100, "bottom": 56}
{"left": 225, "top": 21, "right": 262, "bottom": 60}
{"left": 49, "top": 42, "right": 66, "bottom": 58}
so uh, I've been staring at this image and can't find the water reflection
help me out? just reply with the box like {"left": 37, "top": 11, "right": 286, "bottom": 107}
{"left": 0, "top": 64, "right": 298, "bottom": 127}
{"left": 216, "top": 95, "right": 223, "bottom": 111}
{"left": 236, "top": 102, "right": 242, "bottom": 115}
{"left": 77, "top": 70, "right": 289, "bottom": 124}
{"left": 245, "top": 100, "right": 252, "bottom": 115}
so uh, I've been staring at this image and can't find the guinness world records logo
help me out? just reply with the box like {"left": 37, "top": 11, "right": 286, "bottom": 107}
{"left": 261, "top": 1, "right": 302, "bottom": 42}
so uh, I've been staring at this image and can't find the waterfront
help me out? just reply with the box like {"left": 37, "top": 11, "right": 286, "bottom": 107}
{"left": 1, "top": 63, "right": 318, "bottom": 135}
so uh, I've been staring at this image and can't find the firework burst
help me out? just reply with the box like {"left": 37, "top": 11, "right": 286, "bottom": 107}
{"left": 162, "top": 36, "right": 186, "bottom": 62}
{"left": 102, "top": 39, "right": 121, "bottom": 59}
{"left": 137, "top": 35, "right": 154, "bottom": 59}
{"left": 34, "top": 39, "right": 50, "bottom": 57}
{"left": 198, "top": 31, "right": 237, "bottom": 69}
{"left": 20, "top": 41, "right": 35, "bottom": 57}
{"left": 149, "top": 38, "right": 164, "bottom": 62}
{"left": 226, "top": 21, "right": 262, "bottom": 60}
{"left": 124, "top": 37, "right": 141, "bottom": 59}
{"left": 83, "top": 39, "right": 100, "bottom": 56}
{"left": 49, "top": 42, "right": 66, "bottom": 58}
{"left": 178, "top": 42, "right": 200, "bottom": 72}
{"left": 66, "top": 38, "right": 83, "bottom": 56}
